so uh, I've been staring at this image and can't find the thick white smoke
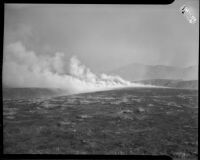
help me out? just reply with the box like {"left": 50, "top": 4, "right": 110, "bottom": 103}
{"left": 3, "top": 42, "right": 150, "bottom": 94}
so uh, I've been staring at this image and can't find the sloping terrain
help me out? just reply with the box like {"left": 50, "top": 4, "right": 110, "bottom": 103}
{"left": 3, "top": 88, "right": 198, "bottom": 160}
{"left": 3, "top": 88, "right": 69, "bottom": 99}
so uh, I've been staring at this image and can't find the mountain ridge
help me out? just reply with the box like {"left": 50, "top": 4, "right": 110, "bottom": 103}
{"left": 108, "top": 63, "right": 198, "bottom": 81}
{"left": 134, "top": 79, "right": 198, "bottom": 90}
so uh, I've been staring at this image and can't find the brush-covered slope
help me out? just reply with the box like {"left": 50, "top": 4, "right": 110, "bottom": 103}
{"left": 2, "top": 88, "right": 69, "bottom": 99}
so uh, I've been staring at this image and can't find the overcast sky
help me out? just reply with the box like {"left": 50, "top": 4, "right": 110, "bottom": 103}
{"left": 4, "top": 0, "right": 199, "bottom": 73}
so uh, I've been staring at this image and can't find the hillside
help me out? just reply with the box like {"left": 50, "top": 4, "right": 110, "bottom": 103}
{"left": 4, "top": 87, "right": 198, "bottom": 159}
{"left": 2, "top": 88, "right": 69, "bottom": 99}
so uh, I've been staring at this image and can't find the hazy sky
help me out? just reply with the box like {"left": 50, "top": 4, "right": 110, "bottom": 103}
{"left": 4, "top": 0, "right": 199, "bottom": 73}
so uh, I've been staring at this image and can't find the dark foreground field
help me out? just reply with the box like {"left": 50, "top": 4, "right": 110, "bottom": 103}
{"left": 3, "top": 87, "right": 198, "bottom": 159}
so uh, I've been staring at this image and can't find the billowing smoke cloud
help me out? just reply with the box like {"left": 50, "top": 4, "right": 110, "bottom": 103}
{"left": 3, "top": 42, "right": 151, "bottom": 94}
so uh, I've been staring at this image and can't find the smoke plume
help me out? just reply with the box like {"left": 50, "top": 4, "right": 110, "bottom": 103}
{"left": 3, "top": 42, "right": 149, "bottom": 94}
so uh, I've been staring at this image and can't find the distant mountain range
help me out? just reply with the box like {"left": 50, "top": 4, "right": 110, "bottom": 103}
{"left": 109, "top": 63, "right": 198, "bottom": 81}
{"left": 134, "top": 79, "right": 198, "bottom": 90}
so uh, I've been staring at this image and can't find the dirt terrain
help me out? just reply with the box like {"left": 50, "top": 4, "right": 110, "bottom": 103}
{"left": 3, "top": 87, "right": 198, "bottom": 159}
